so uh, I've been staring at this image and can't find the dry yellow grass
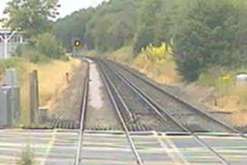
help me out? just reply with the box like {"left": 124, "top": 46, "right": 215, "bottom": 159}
{"left": 107, "top": 46, "right": 134, "bottom": 64}
{"left": 229, "top": 111, "right": 247, "bottom": 127}
{"left": 202, "top": 84, "right": 247, "bottom": 127}
{"left": 108, "top": 46, "right": 180, "bottom": 85}
{"left": 132, "top": 55, "right": 180, "bottom": 85}
{"left": 208, "top": 85, "right": 247, "bottom": 112}
{"left": 19, "top": 58, "right": 81, "bottom": 125}
{"left": 35, "top": 59, "right": 81, "bottom": 106}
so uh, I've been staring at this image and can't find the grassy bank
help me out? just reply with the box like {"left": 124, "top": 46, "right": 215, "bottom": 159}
{"left": 0, "top": 57, "right": 81, "bottom": 126}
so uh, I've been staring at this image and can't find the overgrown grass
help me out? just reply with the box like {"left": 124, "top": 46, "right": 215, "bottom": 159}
{"left": 133, "top": 53, "right": 180, "bottom": 84}
{"left": 1, "top": 57, "right": 81, "bottom": 127}
{"left": 197, "top": 67, "right": 247, "bottom": 113}
{"left": 108, "top": 45, "right": 180, "bottom": 84}
{"left": 16, "top": 145, "right": 35, "bottom": 165}
{"left": 107, "top": 46, "right": 134, "bottom": 64}
{"left": 21, "top": 58, "right": 81, "bottom": 126}
{"left": 81, "top": 50, "right": 98, "bottom": 57}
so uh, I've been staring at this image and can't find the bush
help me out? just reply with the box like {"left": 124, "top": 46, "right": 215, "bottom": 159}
{"left": 0, "top": 58, "right": 25, "bottom": 79}
{"left": 34, "top": 33, "right": 65, "bottom": 59}
{"left": 23, "top": 48, "right": 50, "bottom": 63}
{"left": 140, "top": 43, "right": 172, "bottom": 61}
{"left": 16, "top": 33, "right": 66, "bottom": 63}
{"left": 173, "top": 0, "right": 246, "bottom": 81}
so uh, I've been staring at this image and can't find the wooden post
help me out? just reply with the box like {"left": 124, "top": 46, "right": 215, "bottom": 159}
{"left": 29, "top": 70, "right": 39, "bottom": 125}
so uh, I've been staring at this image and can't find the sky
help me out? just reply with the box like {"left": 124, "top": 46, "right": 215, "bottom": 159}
{"left": 0, "top": 0, "right": 107, "bottom": 19}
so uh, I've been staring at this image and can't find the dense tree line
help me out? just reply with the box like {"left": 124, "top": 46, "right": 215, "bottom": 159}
{"left": 55, "top": 0, "right": 247, "bottom": 81}
{"left": 55, "top": 0, "right": 140, "bottom": 51}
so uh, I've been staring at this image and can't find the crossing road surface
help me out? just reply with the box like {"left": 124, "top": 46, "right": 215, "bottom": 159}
{"left": 81, "top": 131, "right": 247, "bottom": 165}
{"left": 0, "top": 129, "right": 79, "bottom": 165}
{"left": 0, "top": 129, "right": 247, "bottom": 165}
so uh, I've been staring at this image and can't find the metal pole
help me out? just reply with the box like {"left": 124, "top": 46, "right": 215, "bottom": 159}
{"left": 4, "top": 35, "right": 8, "bottom": 59}
{"left": 2, "top": 31, "right": 17, "bottom": 59}
{"left": 20, "top": 35, "right": 23, "bottom": 44}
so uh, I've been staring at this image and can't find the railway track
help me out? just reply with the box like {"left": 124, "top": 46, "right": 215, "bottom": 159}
{"left": 74, "top": 58, "right": 246, "bottom": 165}
{"left": 75, "top": 59, "right": 90, "bottom": 165}
{"left": 102, "top": 59, "right": 240, "bottom": 134}
{"left": 75, "top": 59, "right": 144, "bottom": 165}
{"left": 98, "top": 60, "right": 184, "bottom": 133}
{"left": 95, "top": 59, "right": 239, "bottom": 165}
{"left": 98, "top": 61, "right": 144, "bottom": 165}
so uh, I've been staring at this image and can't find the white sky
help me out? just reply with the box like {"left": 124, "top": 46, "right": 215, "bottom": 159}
{"left": 0, "top": 0, "right": 107, "bottom": 19}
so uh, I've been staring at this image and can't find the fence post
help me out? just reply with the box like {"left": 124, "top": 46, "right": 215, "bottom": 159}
{"left": 29, "top": 70, "right": 39, "bottom": 125}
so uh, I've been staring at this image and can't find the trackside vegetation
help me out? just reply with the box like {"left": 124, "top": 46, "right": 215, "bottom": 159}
{"left": 55, "top": 0, "right": 247, "bottom": 81}
{"left": 2, "top": 0, "right": 65, "bottom": 63}
{"left": 16, "top": 145, "right": 35, "bottom": 165}
{"left": 0, "top": 0, "right": 76, "bottom": 127}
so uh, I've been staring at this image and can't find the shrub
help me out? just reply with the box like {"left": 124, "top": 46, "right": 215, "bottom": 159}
{"left": 140, "top": 43, "right": 172, "bottom": 62}
{"left": 24, "top": 49, "right": 50, "bottom": 64}
{"left": 173, "top": 0, "right": 246, "bottom": 81}
{"left": 34, "top": 33, "right": 65, "bottom": 59}
{"left": 15, "top": 33, "right": 66, "bottom": 63}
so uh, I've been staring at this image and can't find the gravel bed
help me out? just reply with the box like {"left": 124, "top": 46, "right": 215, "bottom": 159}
{"left": 85, "top": 60, "right": 121, "bottom": 130}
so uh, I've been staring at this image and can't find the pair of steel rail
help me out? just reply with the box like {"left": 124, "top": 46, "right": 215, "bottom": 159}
{"left": 98, "top": 59, "right": 241, "bottom": 165}
{"left": 75, "top": 58, "right": 244, "bottom": 165}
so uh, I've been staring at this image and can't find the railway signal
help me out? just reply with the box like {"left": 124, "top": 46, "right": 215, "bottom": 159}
{"left": 74, "top": 40, "right": 81, "bottom": 48}
{"left": 72, "top": 39, "right": 83, "bottom": 57}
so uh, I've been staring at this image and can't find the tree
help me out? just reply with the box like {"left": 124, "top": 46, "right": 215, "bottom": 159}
{"left": 4, "top": 0, "right": 60, "bottom": 38}
{"left": 133, "top": 0, "right": 160, "bottom": 54}
{"left": 54, "top": 8, "right": 95, "bottom": 51}
{"left": 173, "top": 0, "right": 246, "bottom": 81}
{"left": 54, "top": 0, "right": 139, "bottom": 52}
{"left": 53, "top": 0, "right": 247, "bottom": 82}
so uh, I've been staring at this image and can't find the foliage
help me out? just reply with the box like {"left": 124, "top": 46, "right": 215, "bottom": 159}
{"left": 34, "top": 33, "right": 65, "bottom": 59}
{"left": 173, "top": 0, "right": 246, "bottom": 81}
{"left": 3, "top": 0, "right": 65, "bottom": 62}
{"left": 108, "top": 46, "right": 134, "bottom": 64}
{"left": 0, "top": 58, "right": 25, "bottom": 80}
{"left": 4, "top": 0, "right": 60, "bottom": 38}
{"left": 16, "top": 33, "right": 65, "bottom": 63}
{"left": 0, "top": 59, "right": 15, "bottom": 80}
{"left": 17, "top": 46, "right": 50, "bottom": 63}
{"left": 55, "top": 0, "right": 247, "bottom": 81}
{"left": 140, "top": 43, "right": 172, "bottom": 62}
{"left": 133, "top": 0, "right": 162, "bottom": 54}
{"left": 55, "top": 0, "right": 139, "bottom": 52}
{"left": 133, "top": 43, "right": 179, "bottom": 84}
{"left": 54, "top": 8, "right": 94, "bottom": 51}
